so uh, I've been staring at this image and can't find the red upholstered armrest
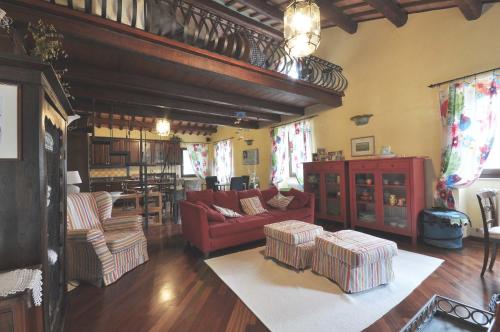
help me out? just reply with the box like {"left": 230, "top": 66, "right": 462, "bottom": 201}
{"left": 180, "top": 200, "right": 210, "bottom": 254}
{"left": 103, "top": 215, "right": 142, "bottom": 232}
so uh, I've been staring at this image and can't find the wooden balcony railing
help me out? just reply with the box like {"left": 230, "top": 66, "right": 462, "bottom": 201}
{"left": 44, "top": 0, "right": 348, "bottom": 93}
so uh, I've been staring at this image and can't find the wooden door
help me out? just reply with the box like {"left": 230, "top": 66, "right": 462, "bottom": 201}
{"left": 128, "top": 140, "right": 141, "bottom": 165}
{"left": 303, "top": 164, "right": 323, "bottom": 216}
{"left": 323, "top": 164, "right": 345, "bottom": 223}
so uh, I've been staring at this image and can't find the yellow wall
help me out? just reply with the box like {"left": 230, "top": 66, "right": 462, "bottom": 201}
{"left": 210, "top": 5, "right": 500, "bottom": 195}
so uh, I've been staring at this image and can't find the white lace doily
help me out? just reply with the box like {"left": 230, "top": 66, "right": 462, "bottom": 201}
{"left": 0, "top": 269, "right": 43, "bottom": 306}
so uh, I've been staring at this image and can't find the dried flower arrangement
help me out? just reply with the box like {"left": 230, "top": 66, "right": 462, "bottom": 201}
{"left": 25, "top": 19, "right": 71, "bottom": 98}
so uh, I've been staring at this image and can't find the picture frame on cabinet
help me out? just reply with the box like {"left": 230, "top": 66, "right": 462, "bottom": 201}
{"left": 351, "top": 136, "right": 375, "bottom": 157}
{"left": 0, "top": 82, "right": 21, "bottom": 160}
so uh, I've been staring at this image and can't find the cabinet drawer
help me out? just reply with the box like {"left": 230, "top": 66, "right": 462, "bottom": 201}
{"left": 379, "top": 159, "right": 409, "bottom": 170}
{"left": 350, "top": 162, "right": 376, "bottom": 171}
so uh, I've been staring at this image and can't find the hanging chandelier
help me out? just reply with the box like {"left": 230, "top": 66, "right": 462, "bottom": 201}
{"left": 284, "top": 0, "right": 321, "bottom": 58}
{"left": 156, "top": 118, "right": 171, "bottom": 136}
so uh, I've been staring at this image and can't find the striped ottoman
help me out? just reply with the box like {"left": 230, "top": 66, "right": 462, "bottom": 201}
{"left": 312, "top": 230, "right": 398, "bottom": 293}
{"left": 264, "top": 220, "right": 323, "bottom": 269}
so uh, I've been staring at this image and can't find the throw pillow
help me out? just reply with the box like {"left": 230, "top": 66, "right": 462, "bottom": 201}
{"left": 267, "top": 193, "right": 294, "bottom": 211}
{"left": 238, "top": 189, "right": 266, "bottom": 208}
{"left": 282, "top": 188, "right": 310, "bottom": 209}
{"left": 240, "top": 196, "right": 268, "bottom": 216}
{"left": 261, "top": 186, "right": 278, "bottom": 203}
{"left": 213, "top": 204, "right": 242, "bottom": 218}
{"left": 195, "top": 201, "right": 226, "bottom": 223}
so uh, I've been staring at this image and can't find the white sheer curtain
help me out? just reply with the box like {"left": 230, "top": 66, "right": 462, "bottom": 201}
{"left": 214, "top": 140, "right": 233, "bottom": 184}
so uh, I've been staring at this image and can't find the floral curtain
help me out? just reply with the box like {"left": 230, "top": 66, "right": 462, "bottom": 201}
{"left": 214, "top": 139, "right": 233, "bottom": 184}
{"left": 270, "top": 120, "right": 312, "bottom": 185}
{"left": 186, "top": 144, "right": 208, "bottom": 179}
{"left": 289, "top": 120, "right": 313, "bottom": 184}
{"left": 435, "top": 74, "right": 499, "bottom": 208}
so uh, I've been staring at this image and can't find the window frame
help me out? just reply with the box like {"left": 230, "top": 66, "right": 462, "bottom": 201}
{"left": 480, "top": 169, "right": 500, "bottom": 178}
{"left": 181, "top": 148, "right": 196, "bottom": 178}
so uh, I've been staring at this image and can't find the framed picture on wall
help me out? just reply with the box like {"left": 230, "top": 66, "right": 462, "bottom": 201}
{"left": 243, "top": 149, "right": 259, "bottom": 165}
{"left": 0, "top": 83, "right": 21, "bottom": 159}
{"left": 351, "top": 136, "right": 375, "bottom": 157}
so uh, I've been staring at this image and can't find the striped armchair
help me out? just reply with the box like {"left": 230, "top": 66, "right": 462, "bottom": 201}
{"left": 66, "top": 192, "right": 149, "bottom": 286}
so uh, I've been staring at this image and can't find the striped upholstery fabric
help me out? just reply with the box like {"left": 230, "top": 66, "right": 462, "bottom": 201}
{"left": 66, "top": 192, "right": 149, "bottom": 286}
{"left": 312, "top": 230, "right": 397, "bottom": 293}
{"left": 267, "top": 193, "right": 294, "bottom": 211}
{"left": 264, "top": 220, "right": 323, "bottom": 269}
{"left": 264, "top": 220, "right": 323, "bottom": 245}
{"left": 240, "top": 196, "right": 267, "bottom": 215}
{"left": 67, "top": 193, "right": 102, "bottom": 230}
{"left": 93, "top": 191, "right": 113, "bottom": 221}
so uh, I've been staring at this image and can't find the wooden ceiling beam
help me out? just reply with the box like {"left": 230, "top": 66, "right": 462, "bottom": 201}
{"left": 66, "top": 67, "right": 296, "bottom": 117}
{"left": 455, "top": 0, "right": 482, "bottom": 20}
{"left": 94, "top": 117, "right": 218, "bottom": 134}
{"left": 73, "top": 99, "right": 260, "bottom": 129}
{"left": 363, "top": 0, "right": 408, "bottom": 27}
{"left": 235, "top": 0, "right": 284, "bottom": 23}
{"left": 70, "top": 84, "right": 281, "bottom": 122}
{"left": 317, "top": 0, "right": 358, "bottom": 34}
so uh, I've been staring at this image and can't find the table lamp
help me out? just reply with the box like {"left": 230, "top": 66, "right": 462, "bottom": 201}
{"left": 67, "top": 171, "right": 82, "bottom": 194}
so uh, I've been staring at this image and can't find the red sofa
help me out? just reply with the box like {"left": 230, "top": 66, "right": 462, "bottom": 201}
{"left": 180, "top": 187, "right": 315, "bottom": 256}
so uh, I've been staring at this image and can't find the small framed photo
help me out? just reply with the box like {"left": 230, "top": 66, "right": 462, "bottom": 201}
{"left": 0, "top": 83, "right": 21, "bottom": 159}
{"left": 317, "top": 148, "right": 326, "bottom": 156}
{"left": 351, "top": 136, "right": 375, "bottom": 157}
{"left": 243, "top": 149, "right": 259, "bottom": 165}
{"left": 312, "top": 153, "right": 319, "bottom": 161}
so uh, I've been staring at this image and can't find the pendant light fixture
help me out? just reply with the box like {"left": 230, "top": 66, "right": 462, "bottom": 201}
{"left": 284, "top": 0, "right": 321, "bottom": 58}
{"left": 156, "top": 118, "right": 171, "bottom": 136}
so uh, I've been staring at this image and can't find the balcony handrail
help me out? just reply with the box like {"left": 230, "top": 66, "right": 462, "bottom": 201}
{"left": 44, "top": 0, "right": 348, "bottom": 93}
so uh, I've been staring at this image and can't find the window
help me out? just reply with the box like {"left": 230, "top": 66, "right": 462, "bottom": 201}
{"left": 182, "top": 149, "right": 196, "bottom": 177}
{"left": 214, "top": 140, "right": 233, "bottom": 184}
{"left": 481, "top": 138, "right": 500, "bottom": 178}
{"left": 270, "top": 120, "right": 312, "bottom": 188}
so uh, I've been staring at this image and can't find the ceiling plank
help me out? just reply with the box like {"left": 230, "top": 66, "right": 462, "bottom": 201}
{"left": 236, "top": 0, "right": 284, "bottom": 22}
{"left": 66, "top": 66, "right": 297, "bottom": 117}
{"left": 363, "top": 0, "right": 408, "bottom": 27}
{"left": 70, "top": 84, "right": 282, "bottom": 122}
{"left": 317, "top": 0, "right": 358, "bottom": 34}
{"left": 455, "top": 0, "right": 482, "bottom": 20}
{"left": 73, "top": 99, "right": 260, "bottom": 129}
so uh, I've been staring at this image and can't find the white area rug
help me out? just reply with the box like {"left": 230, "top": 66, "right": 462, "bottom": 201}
{"left": 206, "top": 247, "right": 443, "bottom": 332}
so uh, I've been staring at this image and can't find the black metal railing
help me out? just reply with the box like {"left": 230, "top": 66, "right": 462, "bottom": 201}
{"left": 45, "top": 0, "right": 348, "bottom": 93}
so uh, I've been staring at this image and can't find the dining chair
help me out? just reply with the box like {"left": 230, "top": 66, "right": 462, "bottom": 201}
{"left": 205, "top": 176, "right": 219, "bottom": 191}
{"left": 476, "top": 190, "right": 500, "bottom": 277}
{"left": 242, "top": 175, "right": 250, "bottom": 190}
{"left": 230, "top": 177, "right": 246, "bottom": 191}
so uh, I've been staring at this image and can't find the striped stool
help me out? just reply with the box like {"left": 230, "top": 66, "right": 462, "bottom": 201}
{"left": 264, "top": 220, "right": 323, "bottom": 269}
{"left": 312, "top": 230, "right": 398, "bottom": 293}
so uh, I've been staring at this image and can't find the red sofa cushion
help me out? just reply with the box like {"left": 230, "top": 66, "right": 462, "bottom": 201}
{"left": 214, "top": 190, "right": 241, "bottom": 213}
{"left": 195, "top": 201, "right": 226, "bottom": 223}
{"left": 261, "top": 186, "right": 278, "bottom": 205}
{"left": 282, "top": 188, "right": 310, "bottom": 209}
{"left": 186, "top": 190, "right": 214, "bottom": 206}
{"left": 266, "top": 208, "right": 311, "bottom": 222}
{"left": 209, "top": 215, "right": 269, "bottom": 238}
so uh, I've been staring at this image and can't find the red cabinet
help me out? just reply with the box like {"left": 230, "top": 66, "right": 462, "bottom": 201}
{"left": 303, "top": 161, "right": 349, "bottom": 227}
{"left": 349, "top": 157, "right": 425, "bottom": 245}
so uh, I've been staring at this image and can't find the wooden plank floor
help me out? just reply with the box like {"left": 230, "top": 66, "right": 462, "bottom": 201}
{"left": 65, "top": 223, "right": 500, "bottom": 332}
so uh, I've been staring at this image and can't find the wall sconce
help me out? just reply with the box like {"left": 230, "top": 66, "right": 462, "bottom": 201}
{"left": 350, "top": 114, "right": 373, "bottom": 126}
{"left": 244, "top": 139, "right": 254, "bottom": 146}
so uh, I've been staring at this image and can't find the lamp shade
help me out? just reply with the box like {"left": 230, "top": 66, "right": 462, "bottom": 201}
{"left": 284, "top": 0, "right": 321, "bottom": 57}
{"left": 67, "top": 171, "right": 82, "bottom": 185}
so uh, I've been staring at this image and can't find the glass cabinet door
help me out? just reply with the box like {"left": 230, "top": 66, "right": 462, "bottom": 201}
{"left": 354, "top": 173, "right": 377, "bottom": 224}
{"left": 325, "top": 172, "right": 342, "bottom": 218}
{"left": 382, "top": 173, "right": 409, "bottom": 230}
{"left": 305, "top": 173, "right": 321, "bottom": 213}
